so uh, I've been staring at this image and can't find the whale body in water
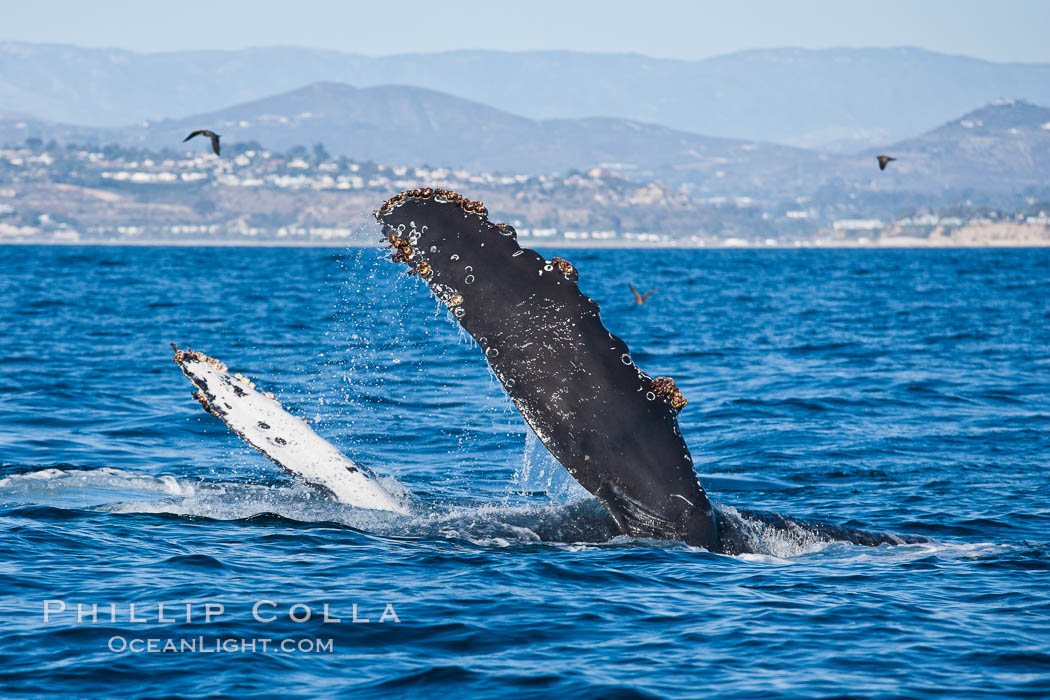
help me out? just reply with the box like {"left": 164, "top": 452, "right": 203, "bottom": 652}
{"left": 173, "top": 189, "right": 923, "bottom": 553}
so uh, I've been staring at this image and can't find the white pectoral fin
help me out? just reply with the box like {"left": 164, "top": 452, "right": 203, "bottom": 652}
{"left": 172, "top": 345, "right": 407, "bottom": 514}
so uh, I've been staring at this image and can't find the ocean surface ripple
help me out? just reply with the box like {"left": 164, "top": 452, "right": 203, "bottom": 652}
{"left": 1, "top": 245, "right": 1048, "bottom": 698}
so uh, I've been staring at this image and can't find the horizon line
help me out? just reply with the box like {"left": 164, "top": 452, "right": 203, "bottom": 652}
{"left": 2, "top": 40, "right": 1048, "bottom": 67}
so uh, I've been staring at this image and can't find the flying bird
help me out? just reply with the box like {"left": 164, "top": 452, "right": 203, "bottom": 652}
{"left": 183, "top": 130, "right": 221, "bottom": 156}
{"left": 876, "top": 155, "right": 896, "bottom": 171}
{"left": 628, "top": 282, "right": 657, "bottom": 305}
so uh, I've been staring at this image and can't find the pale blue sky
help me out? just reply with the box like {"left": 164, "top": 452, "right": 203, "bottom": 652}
{"left": 2, "top": 0, "right": 1049, "bottom": 63}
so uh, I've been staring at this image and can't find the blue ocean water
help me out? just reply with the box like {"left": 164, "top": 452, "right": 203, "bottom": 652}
{"left": 0, "top": 244, "right": 1048, "bottom": 698}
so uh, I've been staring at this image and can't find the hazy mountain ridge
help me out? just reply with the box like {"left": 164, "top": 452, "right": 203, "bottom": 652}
{"left": 3, "top": 84, "right": 1049, "bottom": 199}
{"left": 3, "top": 42, "right": 1050, "bottom": 150}
{"left": 0, "top": 82, "right": 819, "bottom": 195}
{"left": 124, "top": 82, "right": 816, "bottom": 190}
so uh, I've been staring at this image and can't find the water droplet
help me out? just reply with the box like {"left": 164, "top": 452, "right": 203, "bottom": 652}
{"left": 512, "top": 250, "right": 524, "bottom": 256}
{"left": 450, "top": 254, "right": 460, "bottom": 261}
{"left": 544, "top": 264, "right": 553, "bottom": 272}
{"left": 464, "top": 275, "right": 475, "bottom": 284}
{"left": 621, "top": 354, "right": 632, "bottom": 365}
{"left": 506, "top": 377, "right": 516, "bottom": 386}
{"left": 486, "top": 347, "right": 499, "bottom": 358}
{"left": 454, "top": 307, "right": 466, "bottom": 318}
{"left": 429, "top": 245, "right": 437, "bottom": 252}
{"left": 646, "top": 392, "right": 656, "bottom": 401}
{"left": 464, "top": 265, "right": 473, "bottom": 272}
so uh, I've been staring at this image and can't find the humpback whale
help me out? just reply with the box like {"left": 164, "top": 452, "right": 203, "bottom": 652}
{"left": 376, "top": 189, "right": 718, "bottom": 550}
{"left": 172, "top": 345, "right": 407, "bottom": 513}
{"left": 173, "top": 188, "right": 924, "bottom": 553}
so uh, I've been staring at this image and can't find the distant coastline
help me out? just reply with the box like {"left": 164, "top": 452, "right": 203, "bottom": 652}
{"left": 3, "top": 220, "right": 1049, "bottom": 250}
{"left": 3, "top": 140, "right": 1048, "bottom": 250}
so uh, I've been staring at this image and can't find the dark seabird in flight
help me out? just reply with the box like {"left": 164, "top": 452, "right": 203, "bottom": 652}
{"left": 876, "top": 155, "right": 896, "bottom": 171}
{"left": 183, "top": 130, "right": 221, "bottom": 156}
{"left": 628, "top": 282, "right": 657, "bottom": 305}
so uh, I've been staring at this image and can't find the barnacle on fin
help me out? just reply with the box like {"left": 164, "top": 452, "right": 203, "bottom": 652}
{"left": 377, "top": 189, "right": 490, "bottom": 285}
{"left": 550, "top": 256, "right": 579, "bottom": 282}
{"left": 171, "top": 344, "right": 228, "bottom": 373}
{"left": 192, "top": 390, "right": 211, "bottom": 412}
{"left": 651, "top": 376, "right": 687, "bottom": 410}
{"left": 551, "top": 257, "right": 574, "bottom": 275}
{"left": 376, "top": 187, "right": 487, "bottom": 220}
{"left": 172, "top": 343, "right": 279, "bottom": 406}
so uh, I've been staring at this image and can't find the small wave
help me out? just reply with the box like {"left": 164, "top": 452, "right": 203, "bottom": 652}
{"left": 821, "top": 539, "right": 1012, "bottom": 565}
{"left": 0, "top": 466, "right": 946, "bottom": 558}
{"left": 716, "top": 505, "right": 836, "bottom": 558}
{"left": 160, "top": 553, "right": 227, "bottom": 569}
{"left": 699, "top": 472, "right": 796, "bottom": 492}
{"left": 0, "top": 466, "right": 196, "bottom": 505}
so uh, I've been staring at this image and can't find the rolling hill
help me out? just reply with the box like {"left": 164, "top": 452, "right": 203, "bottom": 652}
{"left": 122, "top": 81, "right": 820, "bottom": 192}
{"left": 3, "top": 83, "right": 1048, "bottom": 201}
{"left": 863, "top": 100, "right": 1050, "bottom": 190}
{"left": 3, "top": 42, "right": 1050, "bottom": 151}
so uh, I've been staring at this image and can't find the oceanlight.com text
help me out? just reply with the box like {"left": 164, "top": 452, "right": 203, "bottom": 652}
{"left": 107, "top": 636, "right": 335, "bottom": 654}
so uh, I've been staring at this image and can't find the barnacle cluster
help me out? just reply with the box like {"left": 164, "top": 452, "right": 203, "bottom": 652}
{"left": 171, "top": 344, "right": 227, "bottom": 373}
{"left": 651, "top": 376, "right": 687, "bottom": 410}
{"left": 551, "top": 257, "right": 574, "bottom": 276}
{"left": 387, "top": 234, "right": 414, "bottom": 263}
{"left": 378, "top": 189, "right": 486, "bottom": 285}
{"left": 172, "top": 343, "right": 274, "bottom": 397}
{"left": 192, "top": 390, "right": 211, "bottom": 411}
{"left": 232, "top": 372, "right": 257, "bottom": 390}
{"left": 172, "top": 342, "right": 283, "bottom": 418}
{"left": 376, "top": 187, "right": 488, "bottom": 219}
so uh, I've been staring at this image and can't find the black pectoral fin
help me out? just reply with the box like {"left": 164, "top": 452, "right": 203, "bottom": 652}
{"left": 376, "top": 189, "right": 718, "bottom": 551}
{"left": 597, "top": 480, "right": 682, "bottom": 539}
